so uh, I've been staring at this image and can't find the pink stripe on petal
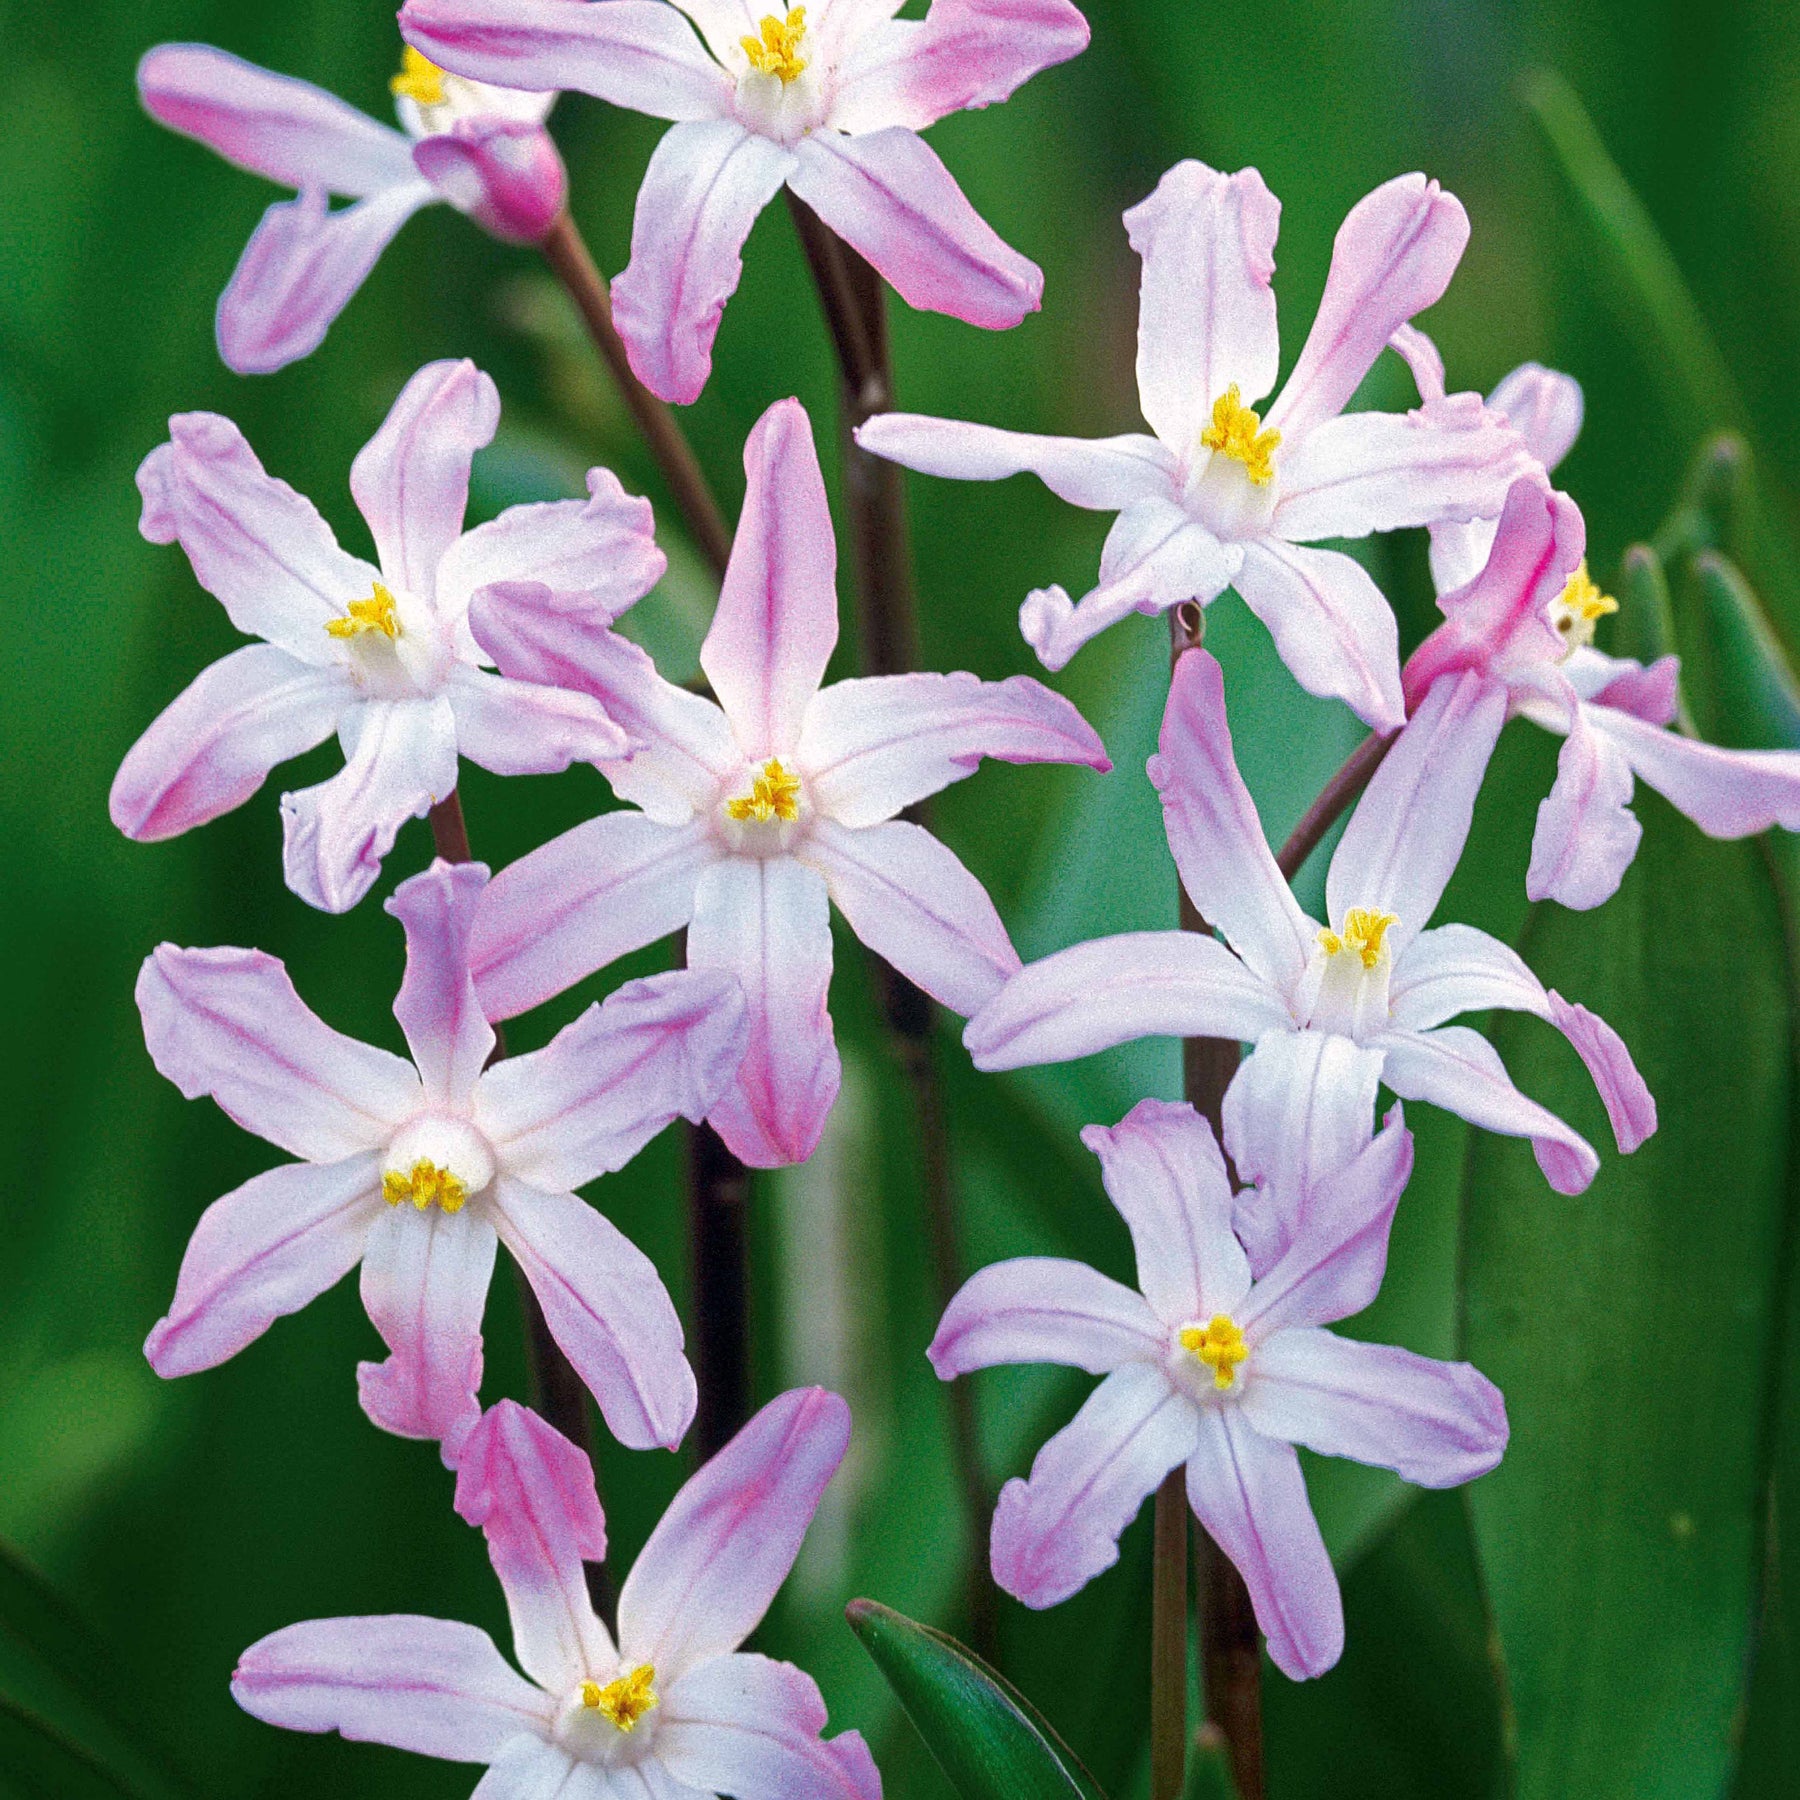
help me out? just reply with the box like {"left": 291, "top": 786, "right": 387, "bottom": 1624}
{"left": 1591, "top": 656, "right": 1680, "bottom": 727}
{"left": 1546, "top": 990, "right": 1657, "bottom": 1155}
{"left": 1486, "top": 361, "right": 1584, "bottom": 471}
{"left": 447, "top": 667, "right": 633, "bottom": 776}
{"left": 412, "top": 118, "right": 567, "bottom": 245}
{"left": 387, "top": 860, "right": 495, "bottom": 1108}
{"left": 1591, "top": 705, "right": 1800, "bottom": 841}
{"left": 928, "top": 1256, "right": 1163, "bottom": 1378}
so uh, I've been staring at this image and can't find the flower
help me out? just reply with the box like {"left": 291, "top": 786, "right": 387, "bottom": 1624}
{"left": 466, "top": 396, "right": 1110, "bottom": 1167}
{"left": 854, "top": 160, "right": 1533, "bottom": 723}
{"left": 232, "top": 1390, "right": 881, "bottom": 1799}
{"left": 399, "top": 0, "right": 1091, "bottom": 403}
{"left": 929, "top": 1097, "right": 1505, "bottom": 1678}
{"left": 139, "top": 859, "right": 747, "bottom": 1457}
{"left": 965, "top": 644, "right": 1656, "bottom": 1194}
{"left": 139, "top": 40, "right": 566, "bottom": 373}
{"left": 112, "top": 359, "right": 663, "bottom": 913}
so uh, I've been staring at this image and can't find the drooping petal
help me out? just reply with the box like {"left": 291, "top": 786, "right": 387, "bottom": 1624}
{"left": 110, "top": 644, "right": 350, "bottom": 841}
{"left": 410, "top": 117, "right": 568, "bottom": 245}
{"left": 1325, "top": 669, "right": 1506, "bottom": 952}
{"left": 1122, "top": 160, "right": 1282, "bottom": 449}
{"left": 146, "top": 1154, "right": 382, "bottom": 1377}
{"left": 1184, "top": 1408, "right": 1340, "bottom": 1681}
{"left": 1487, "top": 361, "right": 1584, "bottom": 471}
{"left": 611, "top": 120, "right": 797, "bottom": 406}
{"left": 280, "top": 696, "right": 460, "bottom": 914}
{"left": 232, "top": 1614, "right": 552, "bottom": 1759}
{"left": 453, "top": 1399, "right": 614, "bottom": 1694}
{"left": 387, "top": 859, "right": 495, "bottom": 1108}
{"left": 617, "top": 1388, "right": 851, "bottom": 1677}
{"left": 1525, "top": 704, "right": 1643, "bottom": 910}
{"left": 137, "top": 943, "right": 421, "bottom": 1160}
{"left": 447, "top": 667, "right": 633, "bottom": 777}
{"left": 137, "top": 410, "right": 376, "bottom": 660}
{"left": 1266, "top": 173, "right": 1469, "bottom": 444}
{"left": 991, "top": 1361, "right": 1197, "bottom": 1608}
{"left": 964, "top": 932, "right": 1292, "bottom": 1072}
{"left": 491, "top": 1180, "right": 697, "bottom": 1453}
{"left": 701, "top": 398, "right": 840, "bottom": 758}
{"left": 350, "top": 360, "right": 499, "bottom": 604}
{"left": 928, "top": 1257, "right": 1164, "bottom": 1377}
{"left": 1373, "top": 1025, "right": 1598, "bottom": 1195}
{"left": 218, "top": 184, "right": 433, "bottom": 376}
{"left": 1240, "top": 1327, "right": 1508, "bottom": 1486}
{"left": 1586, "top": 653, "right": 1680, "bottom": 727}
{"left": 1080, "top": 1098, "right": 1248, "bottom": 1325}
{"left": 659, "top": 1653, "right": 881, "bottom": 1800}
{"left": 688, "top": 856, "right": 840, "bottom": 1169}
{"left": 1230, "top": 539, "right": 1406, "bottom": 731}
{"left": 803, "top": 818, "right": 1018, "bottom": 1015}
{"left": 1546, "top": 991, "right": 1658, "bottom": 1155}
{"left": 1150, "top": 647, "right": 1316, "bottom": 991}
{"left": 1588, "top": 704, "right": 1800, "bottom": 843}
{"left": 788, "top": 127, "right": 1041, "bottom": 329}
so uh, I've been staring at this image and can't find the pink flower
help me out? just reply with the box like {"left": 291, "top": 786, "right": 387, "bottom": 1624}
{"left": 232, "top": 1390, "right": 881, "bottom": 1799}
{"left": 855, "top": 161, "right": 1532, "bottom": 723}
{"left": 140, "top": 41, "right": 566, "bottom": 373}
{"left": 930, "top": 1097, "right": 1505, "bottom": 1679}
{"left": 112, "top": 360, "right": 662, "bottom": 914}
{"left": 466, "top": 396, "right": 1110, "bottom": 1168}
{"left": 140, "top": 859, "right": 747, "bottom": 1457}
{"left": 966, "top": 645, "right": 1656, "bottom": 1194}
{"left": 399, "top": 0, "right": 1090, "bottom": 403}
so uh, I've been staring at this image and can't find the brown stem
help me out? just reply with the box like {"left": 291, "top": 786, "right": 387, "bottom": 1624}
{"left": 687, "top": 1116, "right": 754, "bottom": 1463}
{"left": 539, "top": 212, "right": 734, "bottom": 583}
{"left": 1150, "top": 1469, "right": 1190, "bottom": 1800}
{"left": 1274, "top": 727, "right": 1398, "bottom": 882}
{"left": 428, "top": 792, "right": 616, "bottom": 1628}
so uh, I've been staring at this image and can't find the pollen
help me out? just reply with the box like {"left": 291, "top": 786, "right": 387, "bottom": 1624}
{"left": 382, "top": 1159, "right": 469, "bottom": 1214}
{"left": 581, "top": 1664, "right": 659, "bottom": 1733}
{"left": 1318, "top": 907, "right": 1398, "bottom": 970}
{"left": 1181, "top": 1316, "right": 1249, "bottom": 1392}
{"left": 1200, "top": 385, "right": 1282, "bottom": 487}
{"left": 325, "top": 583, "right": 401, "bottom": 642}
{"left": 725, "top": 758, "right": 802, "bottom": 823}
{"left": 741, "top": 8, "right": 809, "bottom": 82}
{"left": 1549, "top": 561, "right": 1618, "bottom": 653}
{"left": 391, "top": 45, "right": 448, "bottom": 109}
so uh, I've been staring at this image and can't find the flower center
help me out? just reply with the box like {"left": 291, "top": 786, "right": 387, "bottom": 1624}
{"left": 382, "top": 1159, "right": 467, "bottom": 1213}
{"left": 1200, "top": 385, "right": 1281, "bottom": 487}
{"left": 325, "top": 583, "right": 400, "bottom": 642}
{"left": 725, "top": 758, "right": 801, "bottom": 824}
{"left": 1549, "top": 561, "right": 1617, "bottom": 656}
{"left": 382, "top": 1116, "right": 495, "bottom": 1214}
{"left": 1180, "top": 1316, "right": 1249, "bottom": 1392}
{"left": 1317, "top": 907, "right": 1397, "bottom": 971}
{"left": 741, "top": 8, "right": 809, "bottom": 82}
{"left": 391, "top": 45, "right": 448, "bottom": 109}
{"left": 582, "top": 1665, "right": 659, "bottom": 1733}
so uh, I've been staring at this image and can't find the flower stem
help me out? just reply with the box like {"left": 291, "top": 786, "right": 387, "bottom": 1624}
{"left": 687, "top": 1116, "right": 754, "bottom": 1462}
{"left": 1150, "top": 1468, "right": 1190, "bottom": 1800}
{"left": 1275, "top": 727, "right": 1398, "bottom": 881}
{"left": 428, "top": 790, "right": 616, "bottom": 1628}
{"left": 789, "top": 194, "right": 997, "bottom": 1658}
{"left": 538, "top": 211, "right": 734, "bottom": 583}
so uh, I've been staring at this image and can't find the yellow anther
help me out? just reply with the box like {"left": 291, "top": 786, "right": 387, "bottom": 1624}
{"left": 741, "top": 8, "right": 809, "bottom": 81}
{"left": 382, "top": 1159, "right": 469, "bottom": 1214}
{"left": 1549, "top": 561, "right": 1618, "bottom": 653}
{"left": 326, "top": 583, "right": 401, "bottom": 642}
{"left": 1200, "top": 385, "right": 1282, "bottom": 487}
{"left": 725, "top": 758, "right": 802, "bottom": 824}
{"left": 1180, "top": 1316, "right": 1249, "bottom": 1392}
{"left": 581, "top": 1664, "right": 659, "bottom": 1733}
{"left": 391, "top": 45, "right": 448, "bottom": 109}
{"left": 1317, "top": 907, "right": 1398, "bottom": 971}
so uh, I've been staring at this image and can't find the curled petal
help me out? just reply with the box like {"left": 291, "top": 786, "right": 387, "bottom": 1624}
{"left": 1590, "top": 704, "right": 1800, "bottom": 842}
{"left": 447, "top": 667, "right": 633, "bottom": 776}
{"left": 1487, "top": 361, "right": 1584, "bottom": 471}
{"left": 1546, "top": 990, "right": 1657, "bottom": 1155}
{"left": 413, "top": 118, "right": 567, "bottom": 245}
{"left": 1588, "top": 654, "right": 1680, "bottom": 727}
{"left": 929, "top": 1257, "right": 1164, "bottom": 1378}
{"left": 387, "top": 859, "right": 495, "bottom": 1108}
{"left": 1526, "top": 704, "right": 1643, "bottom": 910}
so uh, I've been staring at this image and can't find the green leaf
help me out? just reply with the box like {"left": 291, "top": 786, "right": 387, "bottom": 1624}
{"left": 846, "top": 1599, "right": 1109, "bottom": 1800}
{"left": 1692, "top": 552, "right": 1800, "bottom": 752}
{"left": 1651, "top": 433, "right": 1753, "bottom": 571}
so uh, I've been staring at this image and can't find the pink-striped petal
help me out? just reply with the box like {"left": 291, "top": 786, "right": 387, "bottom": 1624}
{"left": 1488, "top": 361, "right": 1584, "bottom": 470}
{"left": 387, "top": 860, "right": 495, "bottom": 1108}
{"left": 1546, "top": 991, "right": 1658, "bottom": 1155}
{"left": 928, "top": 1257, "right": 1164, "bottom": 1377}
{"left": 617, "top": 1388, "right": 850, "bottom": 1677}
{"left": 411, "top": 117, "right": 567, "bottom": 245}
{"left": 1525, "top": 702, "right": 1643, "bottom": 909}
{"left": 1590, "top": 704, "right": 1800, "bottom": 842}
{"left": 447, "top": 667, "right": 633, "bottom": 776}
{"left": 1587, "top": 654, "right": 1680, "bottom": 727}
{"left": 146, "top": 1153, "right": 382, "bottom": 1377}
{"left": 137, "top": 943, "right": 420, "bottom": 1160}
{"left": 471, "top": 1736, "right": 592, "bottom": 1798}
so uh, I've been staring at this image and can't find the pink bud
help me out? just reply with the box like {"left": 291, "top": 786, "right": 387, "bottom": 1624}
{"left": 414, "top": 118, "right": 566, "bottom": 245}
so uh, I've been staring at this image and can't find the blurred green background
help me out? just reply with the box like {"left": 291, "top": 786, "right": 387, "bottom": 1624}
{"left": 3, "top": 1, "right": 1799, "bottom": 1796}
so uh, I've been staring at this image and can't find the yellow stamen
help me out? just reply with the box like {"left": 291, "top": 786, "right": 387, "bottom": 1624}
{"left": 741, "top": 8, "right": 809, "bottom": 82}
{"left": 1317, "top": 907, "right": 1398, "bottom": 971}
{"left": 725, "top": 757, "right": 802, "bottom": 824}
{"left": 391, "top": 45, "right": 448, "bottom": 109}
{"left": 325, "top": 583, "right": 400, "bottom": 642}
{"left": 1180, "top": 1316, "right": 1249, "bottom": 1392}
{"left": 382, "top": 1159, "right": 469, "bottom": 1214}
{"left": 1199, "top": 385, "right": 1282, "bottom": 487}
{"left": 1549, "top": 561, "right": 1618, "bottom": 653}
{"left": 581, "top": 1664, "right": 659, "bottom": 1732}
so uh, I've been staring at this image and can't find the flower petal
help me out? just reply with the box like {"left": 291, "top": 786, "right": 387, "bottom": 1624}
{"left": 1240, "top": 1327, "right": 1508, "bottom": 1486}
{"left": 612, "top": 120, "right": 796, "bottom": 406}
{"left": 991, "top": 1361, "right": 1197, "bottom": 1608}
{"left": 471, "top": 1737, "right": 597, "bottom": 1798}
{"left": 1487, "top": 361, "right": 1584, "bottom": 470}
{"left": 146, "top": 1154, "right": 382, "bottom": 1377}
{"left": 1588, "top": 703, "right": 1800, "bottom": 842}
{"left": 788, "top": 127, "right": 1041, "bottom": 329}
{"left": 110, "top": 644, "right": 349, "bottom": 841}
{"left": 929, "top": 1257, "right": 1164, "bottom": 1377}
{"left": 410, "top": 117, "right": 568, "bottom": 245}
{"left": 447, "top": 667, "right": 634, "bottom": 776}
{"left": 491, "top": 1180, "right": 697, "bottom": 1453}
{"left": 688, "top": 856, "right": 840, "bottom": 1169}
{"left": 963, "top": 931, "right": 1291, "bottom": 1071}
{"left": 1525, "top": 703, "right": 1644, "bottom": 910}
{"left": 1546, "top": 990, "right": 1658, "bottom": 1156}
{"left": 617, "top": 1388, "right": 851, "bottom": 1676}
{"left": 1123, "top": 160, "right": 1282, "bottom": 449}
{"left": 137, "top": 943, "right": 421, "bottom": 1160}
{"left": 387, "top": 859, "right": 496, "bottom": 1108}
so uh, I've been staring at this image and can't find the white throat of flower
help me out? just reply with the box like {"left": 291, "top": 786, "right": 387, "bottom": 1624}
{"left": 1548, "top": 561, "right": 1618, "bottom": 659}
{"left": 324, "top": 580, "right": 453, "bottom": 699}
{"left": 557, "top": 1664, "right": 660, "bottom": 1764}
{"left": 719, "top": 756, "right": 808, "bottom": 854}
{"left": 1184, "top": 385, "right": 1281, "bottom": 538}
{"left": 732, "top": 6, "right": 827, "bottom": 142}
{"left": 1305, "top": 906, "right": 1398, "bottom": 1038}
{"left": 1179, "top": 1315, "right": 1249, "bottom": 1396}
{"left": 381, "top": 1115, "right": 495, "bottom": 1217}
